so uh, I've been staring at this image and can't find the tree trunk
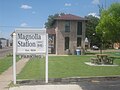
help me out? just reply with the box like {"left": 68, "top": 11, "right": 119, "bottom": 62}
{"left": 100, "top": 48, "right": 102, "bottom": 54}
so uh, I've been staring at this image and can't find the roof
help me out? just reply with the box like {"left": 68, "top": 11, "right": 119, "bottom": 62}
{"left": 46, "top": 28, "right": 56, "bottom": 35}
{"left": 0, "top": 38, "right": 6, "bottom": 40}
{"left": 54, "top": 14, "right": 87, "bottom": 21}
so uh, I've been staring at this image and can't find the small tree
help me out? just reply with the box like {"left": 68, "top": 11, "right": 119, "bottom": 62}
{"left": 96, "top": 3, "right": 120, "bottom": 51}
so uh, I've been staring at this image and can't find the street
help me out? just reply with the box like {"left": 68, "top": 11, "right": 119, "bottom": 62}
{"left": 9, "top": 78, "right": 120, "bottom": 90}
{"left": 79, "top": 80, "right": 120, "bottom": 90}
{"left": 11, "top": 77, "right": 120, "bottom": 90}
{"left": 0, "top": 47, "right": 12, "bottom": 58}
{"left": 78, "top": 77, "right": 120, "bottom": 90}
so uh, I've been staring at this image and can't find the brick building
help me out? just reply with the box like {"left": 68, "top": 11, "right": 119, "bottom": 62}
{"left": 47, "top": 14, "right": 87, "bottom": 55}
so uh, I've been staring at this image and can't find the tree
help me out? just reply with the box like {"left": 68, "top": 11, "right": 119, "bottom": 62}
{"left": 96, "top": 3, "right": 120, "bottom": 49}
{"left": 98, "top": 4, "right": 104, "bottom": 16}
{"left": 45, "top": 13, "right": 65, "bottom": 29}
{"left": 85, "top": 15, "right": 100, "bottom": 47}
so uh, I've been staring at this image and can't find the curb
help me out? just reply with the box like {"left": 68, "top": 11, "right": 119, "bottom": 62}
{"left": 17, "top": 76, "right": 120, "bottom": 85}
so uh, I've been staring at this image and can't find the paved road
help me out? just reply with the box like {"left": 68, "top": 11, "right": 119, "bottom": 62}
{"left": 87, "top": 49, "right": 120, "bottom": 53}
{"left": 0, "top": 47, "right": 12, "bottom": 58}
{"left": 9, "top": 80, "right": 120, "bottom": 90}
{"left": 9, "top": 77, "right": 120, "bottom": 90}
{"left": 78, "top": 78, "right": 120, "bottom": 90}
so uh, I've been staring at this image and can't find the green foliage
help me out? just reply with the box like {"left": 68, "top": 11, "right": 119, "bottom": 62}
{"left": 17, "top": 58, "right": 45, "bottom": 79}
{"left": 6, "top": 53, "right": 13, "bottom": 57}
{"left": 85, "top": 15, "right": 100, "bottom": 47}
{"left": 45, "top": 13, "right": 65, "bottom": 28}
{"left": 0, "top": 57, "right": 13, "bottom": 74}
{"left": 96, "top": 3, "right": 120, "bottom": 43}
{"left": 17, "top": 55, "right": 120, "bottom": 79}
{"left": 0, "top": 56, "right": 19, "bottom": 74}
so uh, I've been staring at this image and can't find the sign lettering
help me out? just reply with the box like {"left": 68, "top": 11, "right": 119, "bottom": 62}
{"left": 16, "top": 29, "right": 46, "bottom": 54}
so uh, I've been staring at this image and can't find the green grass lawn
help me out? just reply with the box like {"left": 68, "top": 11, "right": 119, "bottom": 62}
{"left": 17, "top": 55, "right": 120, "bottom": 80}
{"left": 0, "top": 56, "right": 19, "bottom": 74}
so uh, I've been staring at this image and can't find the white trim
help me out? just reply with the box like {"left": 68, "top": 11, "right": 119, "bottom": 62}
{"left": 13, "top": 33, "right": 16, "bottom": 84}
{"left": 45, "top": 34, "right": 48, "bottom": 83}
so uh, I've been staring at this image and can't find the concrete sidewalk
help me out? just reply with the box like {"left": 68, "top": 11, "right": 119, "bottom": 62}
{"left": 9, "top": 85, "right": 83, "bottom": 90}
{"left": 0, "top": 58, "right": 29, "bottom": 90}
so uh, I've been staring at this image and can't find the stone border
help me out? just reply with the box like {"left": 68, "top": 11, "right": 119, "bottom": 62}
{"left": 85, "top": 62, "right": 119, "bottom": 66}
{"left": 17, "top": 76, "right": 120, "bottom": 85}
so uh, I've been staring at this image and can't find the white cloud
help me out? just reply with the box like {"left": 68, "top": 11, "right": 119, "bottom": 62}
{"left": 88, "top": 12, "right": 100, "bottom": 18}
{"left": 21, "top": 4, "right": 32, "bottom": 9}
{"left": 64, "top": 3, "right": 72, "bottom": 7}
{"left": 20, "top": 23, "right": 28, "bottom": 27}
{"left": 92, "top": 0, "right": 100, "bottom": 5}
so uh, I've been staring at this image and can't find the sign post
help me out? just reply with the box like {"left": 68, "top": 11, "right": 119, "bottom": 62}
{"left": 13, "top": 28, "right": 48, "bottom": 84}
{"left": 45, "top": 34, "right": 48, "bottom": 83}
{"left": 13, "top": 32, "right": 16, "bottom": 84}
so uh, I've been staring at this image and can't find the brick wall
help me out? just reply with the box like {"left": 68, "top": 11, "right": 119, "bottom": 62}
{"left": 55, "top": 20, "right": 86, "bottom": 55}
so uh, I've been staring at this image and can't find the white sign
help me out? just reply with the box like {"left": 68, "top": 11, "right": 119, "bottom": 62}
{"left": 15, "top": 29, "right": 46, "bottom": 54}
{"left": 13, "top": 28, "right": 48, "bottom": 84}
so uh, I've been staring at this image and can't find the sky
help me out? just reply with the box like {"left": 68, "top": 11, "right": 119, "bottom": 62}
{"left": 0, "top": 0, "right": 119, "bottom": 39}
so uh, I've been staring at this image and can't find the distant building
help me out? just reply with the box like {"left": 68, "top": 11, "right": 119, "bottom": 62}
{"left": 0, "top": 38, "right": 8, "bottom": 48}
{"left": 47, "top": 14, "right": 88, "bottom": 55}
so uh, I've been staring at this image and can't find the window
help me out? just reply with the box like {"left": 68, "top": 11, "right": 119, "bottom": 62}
{"left": 77, "top": 22, "right": 82, "bottom": 35}
{"left": 65, "top": 21, "right": 70, "bottom": 32}
{"left": 77, "top": 37, "right": 81, "bottom": 47}
{"left": 65, "top": 37, "right": 69, "bottom": 50}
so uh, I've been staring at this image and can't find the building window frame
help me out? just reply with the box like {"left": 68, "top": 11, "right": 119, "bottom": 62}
{"left": 65, "top": 20, "right": 70, "bottom": 32}
{"left": 77, "top": 22, "right": 82, "bottom": 35}
{"left": 65, "top": 37, "right": 69, "bottom": 50}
